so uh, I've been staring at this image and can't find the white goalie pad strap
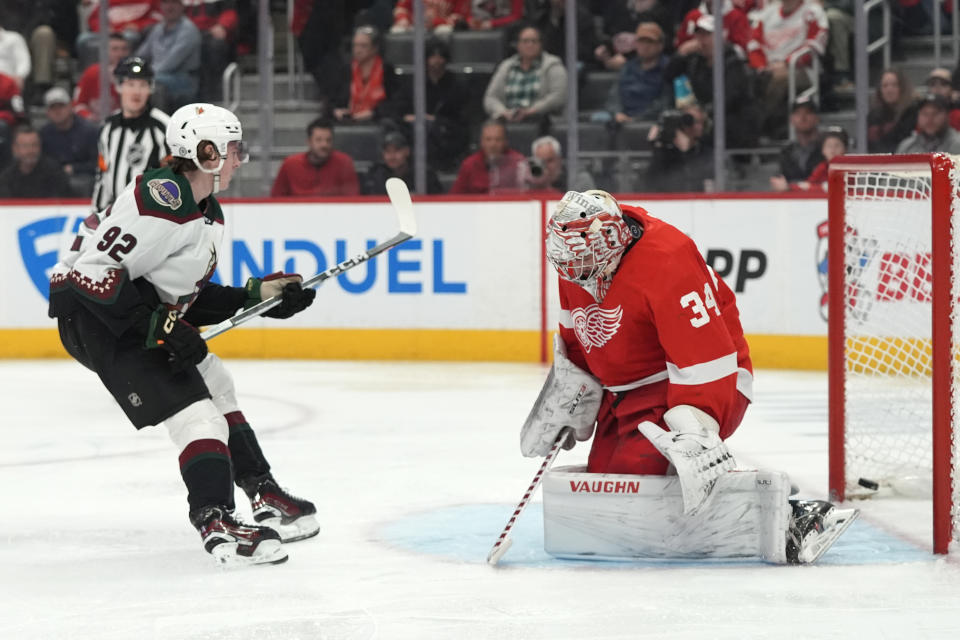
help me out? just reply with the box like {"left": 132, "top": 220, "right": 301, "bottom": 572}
{"left": 520, "top": 335, "right": 604, "bottom": 457}
{"left": 542, "top": 465, "right": 792, "bottom": 563}
{"left": 196, "top": 353, "right": 240, "bottom": 415}
{"left": 164, "top": 399, "right": 229, "bottom": 452}
{"left": 637, "top": 405, "right": 736, "bottom": 516}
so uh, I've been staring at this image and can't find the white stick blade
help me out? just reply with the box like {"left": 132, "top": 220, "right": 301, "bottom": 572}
{"left": 486, "top": 537, "right": 512, "bottom": 566}
{"left": 385, "top": 177, "right": 417, "bottom": 236}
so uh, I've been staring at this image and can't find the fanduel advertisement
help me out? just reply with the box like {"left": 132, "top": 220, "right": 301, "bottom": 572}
{"left": 4, "top": 197, "right": 830, "bottom": 335}
{"left": 4, "top": 200, "right": 542, "bottom": 330}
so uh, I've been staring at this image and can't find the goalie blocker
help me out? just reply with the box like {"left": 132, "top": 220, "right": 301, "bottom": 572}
{"left": 543, "top": 466, "right": 858, "bottom": 564}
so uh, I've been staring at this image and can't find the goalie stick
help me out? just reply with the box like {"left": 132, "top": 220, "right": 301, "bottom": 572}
{"left": 201, "top": 178, "right": 417, "bottom": 341}
{"left": 486, "top": 427, "right": 571, "bottom": 566}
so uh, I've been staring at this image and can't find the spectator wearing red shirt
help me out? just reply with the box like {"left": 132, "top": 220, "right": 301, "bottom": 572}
{"left": 675, "top": 1, "right": 751, "bottom": 58}
{"left": 747, "top": 0, "right": 829, "bottom": 138}
{"left": 450, "top": 120, "right": 526, "bottom": 194}
{"left": 332, "top": 26, "right": 397, "bottom": 123}
{"left": 271, "top": 118, "right": 360, "bottom": 197}
{"left": 0, "top": 70, "right": 24, "bottom": 171}
{"left": 181, "top": 0, "right": 236, "bottom": 102}
{"left": 392, "top": 0, "right": 470, "bottom": 34}
{"left": 469, "top": 0, "right": 524, "bottom": 30}
{"left": 73, "top": 32, "right": 130, "bottom": 121}
{"left": 78, "top": 0, "right": 161, "bottom": 56}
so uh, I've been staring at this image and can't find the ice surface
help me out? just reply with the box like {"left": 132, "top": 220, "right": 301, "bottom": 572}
{"left": 1, "top": 361, "right": 958, "bottom": 639}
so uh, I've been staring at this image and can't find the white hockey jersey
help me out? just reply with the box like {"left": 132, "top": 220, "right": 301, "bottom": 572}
{"left": 51, "top": 167, "right": 224, "bottom": 328}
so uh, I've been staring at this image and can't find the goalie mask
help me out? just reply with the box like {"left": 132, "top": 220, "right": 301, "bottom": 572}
{"left": 166, "top": 103, "right": 248, "bottom": 193}
{"left": 546, "top": 190, "right": 634, "bottom": 300}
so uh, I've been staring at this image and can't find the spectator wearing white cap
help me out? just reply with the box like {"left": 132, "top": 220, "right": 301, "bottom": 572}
{"left": 924, "top": 67, "right": 960, "bottom": 132}
{"left": 39, "top": 87, "right": 100, "bottom": 182}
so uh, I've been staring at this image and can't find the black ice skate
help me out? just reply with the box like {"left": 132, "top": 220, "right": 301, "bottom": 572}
{"left": 189, "top": 505, "right": 288, "bottom": 567}
{"left": 239, "top": 474, "right": 320, "bottom": 543}
{"left": 786, "top": 499, "right": 859, "bottom": 564}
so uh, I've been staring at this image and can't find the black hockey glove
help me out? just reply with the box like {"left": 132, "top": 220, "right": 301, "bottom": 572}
{"left": 140, "top": 306, "right": 208, "bottom": 372}
{"left": 244, "top": 272, "right": 316, "bottom": 319}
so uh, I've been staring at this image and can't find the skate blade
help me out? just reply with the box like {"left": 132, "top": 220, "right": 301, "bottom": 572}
{"left": 210, "top": 539, "right": 289, "bottom": 568}
{"left": 799, "top": 508, "right": 859, "bottom": 564}
{"left": 259, "top": 514, "right": 320, "bottom": 543}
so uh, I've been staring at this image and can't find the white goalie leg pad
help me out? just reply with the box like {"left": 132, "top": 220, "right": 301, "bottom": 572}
{"left": 543, "top": 465, "right": 792, "bottom": 564}
{"left": 164, "top": 398, "right": 229, "bottom": 451}
{"left": 196, "top": 353, "right": 240, "bottom": 415}
{"left": 637, "top": 405, "right": 736, "bottom": 516}
{"left": 520, "top": 334, "right": 604, "bottom": 457}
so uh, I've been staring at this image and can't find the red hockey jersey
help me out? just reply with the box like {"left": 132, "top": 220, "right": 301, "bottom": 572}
{"left": 557, "top": 205, "right": 752, "bottom": 428}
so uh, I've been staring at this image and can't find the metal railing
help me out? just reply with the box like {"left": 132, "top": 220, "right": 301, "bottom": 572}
{"left": 222, "top": 62, "right": 241, "bottom": 113}
{"left": 864, "top": 0, "right": 891, "bottom": 70}
{"left": 286, "top": 0, "right": 304, "bottom": 102}
{"left": 787, "top": 45, "right": 821, "bottom": 139}
{"left": 932, "top": 0, "right": 960, "bottom": 67}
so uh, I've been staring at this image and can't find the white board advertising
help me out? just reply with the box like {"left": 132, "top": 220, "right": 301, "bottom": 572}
{"left": 1, "top": 196, "right": 831, "bottom": 337}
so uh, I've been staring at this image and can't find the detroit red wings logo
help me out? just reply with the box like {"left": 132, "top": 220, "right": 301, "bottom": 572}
{"left": 571, "top": 304, "right": 622, "bottom": 352}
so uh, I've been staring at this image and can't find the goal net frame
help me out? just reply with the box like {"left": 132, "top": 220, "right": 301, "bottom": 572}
{"left": 827, "top": 153, "right": 958, "bottom": 554}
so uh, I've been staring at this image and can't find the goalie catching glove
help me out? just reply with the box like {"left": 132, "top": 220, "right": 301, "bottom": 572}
{"left": 520, "top": 335, "right": 603, "bottom": 457}
{"left": 137, "top": 305, "right": 208, "bottom": 372}
{"left": 637, "top": 405, "right": 736, "bottom": 516}
{"left": 245, "top": 272, "right": 316, "bottom": 319}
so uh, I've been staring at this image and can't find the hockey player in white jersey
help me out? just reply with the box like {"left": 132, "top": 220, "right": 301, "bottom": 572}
{"left": 49, "top": 104, "right": 319, "bottom": 567}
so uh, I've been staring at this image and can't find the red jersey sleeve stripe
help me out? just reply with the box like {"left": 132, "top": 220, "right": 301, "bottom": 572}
{"left": 666, "top": 352, "right": 738, "bottom": 386}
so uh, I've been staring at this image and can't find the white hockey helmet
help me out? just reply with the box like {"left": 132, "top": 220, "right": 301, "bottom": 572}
{"left": 546, "top": 190, "right": 633, "bottom": 295}
{"left": 166, "top": 103, "right": 247, "bottom": 192}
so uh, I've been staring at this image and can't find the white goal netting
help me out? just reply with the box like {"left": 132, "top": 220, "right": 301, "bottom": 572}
{"left": 836, "top": 161, "right": 959, "bottom": 550}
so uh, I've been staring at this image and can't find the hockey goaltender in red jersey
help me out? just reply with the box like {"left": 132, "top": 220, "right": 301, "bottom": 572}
{"left": 48, "top": 104, "right": 319, "bottom": 567}
{"left": 521, "top": 190, "right": 858, "bottom": 564}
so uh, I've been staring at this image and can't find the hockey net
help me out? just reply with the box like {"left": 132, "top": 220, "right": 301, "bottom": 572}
{"left": 827, "top": 154, "right": 960, "bottom": 553}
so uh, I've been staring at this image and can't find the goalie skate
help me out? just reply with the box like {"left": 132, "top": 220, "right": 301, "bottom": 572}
{"left": 240, "top": 474, "right": 320, "bottom": 543}
{"left": 786, "top": 500, "right": 859, "bottom": 564}
{"left": 190, "top": 505, "right": 288, "bottom": 567}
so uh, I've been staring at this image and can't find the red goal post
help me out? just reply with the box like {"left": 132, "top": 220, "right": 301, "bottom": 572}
{"left": 827, "top": 153, "right": 959, "bottom": 554}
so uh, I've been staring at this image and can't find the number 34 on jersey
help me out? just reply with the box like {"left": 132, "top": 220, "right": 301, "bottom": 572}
{"left": 680, "top": 281, "right": 722, "bottom": 328}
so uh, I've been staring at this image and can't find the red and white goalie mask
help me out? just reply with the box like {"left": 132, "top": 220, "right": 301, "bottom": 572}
{"left": 546, "top": 190, "right": 632, "bottom": 300}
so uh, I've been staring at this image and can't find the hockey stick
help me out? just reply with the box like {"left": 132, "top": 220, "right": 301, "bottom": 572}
{"left": 201, "top": 178, "right": 417, "bottom": 341}
{"left": 486, "top": 427, "right": 571, "bottom": 566}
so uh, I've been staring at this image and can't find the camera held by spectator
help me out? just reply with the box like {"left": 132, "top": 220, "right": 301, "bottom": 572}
{"left": 527, "top": 156, "right": 545, "bottom": 179}
{"left": 655, "top": 109, "right": 696, "bottom": 148}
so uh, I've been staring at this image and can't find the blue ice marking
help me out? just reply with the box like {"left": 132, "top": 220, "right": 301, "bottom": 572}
{"left": 377, "top": 504, "right": 933, "bottom": 568}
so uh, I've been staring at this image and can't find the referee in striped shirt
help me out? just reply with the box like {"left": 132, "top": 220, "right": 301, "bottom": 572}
{"left": 91, "top": 57, "right": 171, "bottom": 212}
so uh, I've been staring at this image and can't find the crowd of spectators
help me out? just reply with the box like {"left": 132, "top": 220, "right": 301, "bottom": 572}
{"left": 2, "top": 1, "right": 960, "bottom": 202}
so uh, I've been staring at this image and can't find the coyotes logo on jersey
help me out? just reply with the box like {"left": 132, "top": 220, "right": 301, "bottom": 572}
{"left": 571, "top": 304, "right": 622, "bottom": 352}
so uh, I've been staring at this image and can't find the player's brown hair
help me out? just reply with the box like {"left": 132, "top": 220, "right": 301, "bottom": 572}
{"left": 169, "top": 140, "right": 219, "bottom": 174}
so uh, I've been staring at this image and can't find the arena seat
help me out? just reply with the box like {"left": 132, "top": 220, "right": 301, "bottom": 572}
{"left": 333, "top": 124, "right": 383, "bottom": 164}
{"left": 614, "top": 121, "right": 655, "bottom": 152}
{"left": 578, "top": 72, "right": 618, "bottom": 113}
{"left": 450, "top": 30, "right": 506, "bottom": 67}
{"left": 552, "top": 122, "right": 613, "bottom": 152}
{"left": 505, "top": 122, "right": 542, "bottom": 156}
{"left": 383, "top": 32, "right": 415, "bottom": 67}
